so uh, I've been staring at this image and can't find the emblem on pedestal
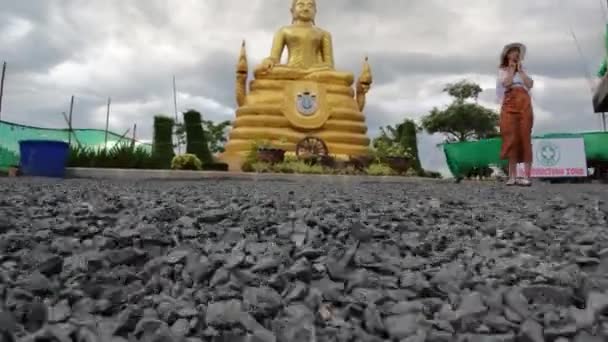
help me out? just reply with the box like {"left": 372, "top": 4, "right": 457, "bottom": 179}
{"left": 282, "top": 81, "right": 329, "bottom": 130}
{"left": 296, "top": 91, "right": 318, "bottom": 116}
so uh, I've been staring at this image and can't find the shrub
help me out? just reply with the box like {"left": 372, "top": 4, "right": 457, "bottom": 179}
{"left": 0, "top": 146, "right": 19, "bottom": 169}
{"left": 203, "top": 163, "right": 229, "bottom": 171}
{"left": 171, "top": 154, "right": 203, "bottom": 171}
{"left": 365, "top": 163, "right": 396, "bottom": 176}
{"left": 183, "top": 110, "right": 212, "bottom": 165}
{"left": 152, "top": 116, "right": 175, "bottom": 169}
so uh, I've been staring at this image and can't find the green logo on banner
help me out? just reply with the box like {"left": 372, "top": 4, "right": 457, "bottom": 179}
{"left": 536, "top": 141, "right": 560, "bottom": 167}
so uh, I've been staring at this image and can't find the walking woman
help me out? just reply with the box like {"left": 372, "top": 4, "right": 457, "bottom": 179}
{"left": 497, "top": 42, "right": 535, "bottom": 186}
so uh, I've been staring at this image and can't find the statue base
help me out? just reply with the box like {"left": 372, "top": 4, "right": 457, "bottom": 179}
{"left": 221, "top": 78, "right": 371, "bottom": 172}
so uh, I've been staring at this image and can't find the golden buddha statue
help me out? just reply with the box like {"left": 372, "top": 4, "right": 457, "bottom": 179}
{"left": 221, "top": 0, "right": 373, "bottom": 171}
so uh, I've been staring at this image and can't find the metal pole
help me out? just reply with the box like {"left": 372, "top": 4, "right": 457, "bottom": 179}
{"left": 68, "top": 96, "right": 74, "bottom": 146}
{"left": 173, "top": 75, "right": 181, "bottom": 154}
{"left": 131, "top": 123, "right": 137, "bottom": 148}
{"left": 104, "top": 97, "right": 111, "bottom": 149}
{"left": 0, "top": 62, "right": 6, "bottom": 121}
{"left": 603, "top": 112, "right": 607, "bottom": 131}
{"left": 173, "top": 76, "right": 178, "bottom": 123}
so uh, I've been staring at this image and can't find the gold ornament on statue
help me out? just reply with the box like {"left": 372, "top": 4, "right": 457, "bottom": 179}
{"left": 221, "top": 0, "right": 373, "bottom": 171}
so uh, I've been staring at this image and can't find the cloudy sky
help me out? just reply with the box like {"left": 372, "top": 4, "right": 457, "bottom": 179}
{"left": 0, "top": 0, "right": 606, "bottom": 175}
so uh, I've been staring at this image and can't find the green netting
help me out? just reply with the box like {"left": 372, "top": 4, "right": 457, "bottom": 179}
{"left": 443, "top": 131, "right": 608, "bottom": 177}
{"left": 0, "top": 120, "right": 151, "bottom": 169}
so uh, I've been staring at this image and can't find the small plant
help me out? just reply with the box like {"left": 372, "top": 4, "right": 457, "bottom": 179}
{"left": 374, "top": 139, "right": 413, "bottom": 158}
{"left": 365, "top": 163, "right": 396, "bottom": 176}
{"left": 278, "top": 137, "right": 288, "bottom": 147}
{"left": 171, "top": 154, "right": 203, "bottom": 171}
{"left": 256, "top": 139, "right": 273, "bottom": 150}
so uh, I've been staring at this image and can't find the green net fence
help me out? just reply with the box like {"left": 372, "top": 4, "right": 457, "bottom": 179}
{"left": 0, "top": 120, "right": 151, "bottom": 170}
{"left": 443, "top": 131, "right": 608, "bottom": 177}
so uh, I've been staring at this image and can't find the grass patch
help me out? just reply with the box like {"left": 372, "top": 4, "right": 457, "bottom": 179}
{"left": 68, "top": 143, "right": 229, "bottom": 171}
{"left": 365, "top": 163, "right": 396, "bottom": 176}
{"left": 68, "top": 143, "right": 160, "bottom": 169}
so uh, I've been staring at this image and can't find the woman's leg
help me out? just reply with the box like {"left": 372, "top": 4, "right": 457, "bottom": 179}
{"left": 520, "top": 103, "right": 534, "bottom": 181}
{"left": 500, "top": 111, "right": 516, "bottom": 185}
{"left": 523, "top": 162, "right": 532, "bottom": 178}
{"left": 509, "top": 159, "right": 517, "bottom": 180}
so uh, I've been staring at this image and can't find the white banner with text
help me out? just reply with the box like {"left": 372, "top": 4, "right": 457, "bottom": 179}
{"left": 517, "top": 137, "right": 587, "bottom": 178}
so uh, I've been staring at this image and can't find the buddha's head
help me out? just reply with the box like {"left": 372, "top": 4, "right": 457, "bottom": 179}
{"left": 291, "top": 0, "right": 316, "bottom": 23}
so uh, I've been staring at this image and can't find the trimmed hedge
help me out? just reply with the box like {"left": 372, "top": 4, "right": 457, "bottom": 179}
{"left": 152, "top": 116, "right": 175, "bottom": 169}
{"left": 183, "top": 110, "right": 212, "bottom": 165}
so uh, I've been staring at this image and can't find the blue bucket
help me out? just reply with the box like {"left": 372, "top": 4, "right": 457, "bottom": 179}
{"left": 19, "top": 140, "right": 70, "bottom": 178}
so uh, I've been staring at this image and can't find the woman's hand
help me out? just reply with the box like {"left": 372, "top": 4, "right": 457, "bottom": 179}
{"left": 518, "top": 63, "right": 534, "bottom": 88}
{"left": 506, "top": 62, "right": 517, "bottom": 77}
{"left": 502, "top": 61, "right": 517, "bottom": 87}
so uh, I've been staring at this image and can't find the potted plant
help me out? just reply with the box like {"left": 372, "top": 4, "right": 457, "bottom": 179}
{"left": 375, "top": 140, "right": 413, "bottom": 174}
{"left": 8, "top": 165, "right": 20, "bottom": 177}
{"left": 256, "top": 139, "right": 285, "bottom": 164}
{"left": 348, "top": 148, "right": 375, "bottom": 171}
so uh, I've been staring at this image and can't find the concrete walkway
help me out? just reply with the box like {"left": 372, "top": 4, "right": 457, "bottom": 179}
{"left": 65, "top": 167, "right": 445, "bottom": 183}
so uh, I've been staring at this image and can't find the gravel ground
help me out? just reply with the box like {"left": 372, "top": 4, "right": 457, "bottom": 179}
{"left": 1, "top": 177, "right": 608, "bottom": 342}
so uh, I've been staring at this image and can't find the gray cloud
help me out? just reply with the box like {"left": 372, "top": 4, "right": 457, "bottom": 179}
{"left": 0, "top": 0, "right": 606, "bottom": 175}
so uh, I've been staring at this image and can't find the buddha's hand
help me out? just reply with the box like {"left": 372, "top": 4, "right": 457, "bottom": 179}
{"left": 311, "top": 63, "right": 332, "bottom": 70}
{"left": 258, "top": 58, "right": 276, "bottom": 73}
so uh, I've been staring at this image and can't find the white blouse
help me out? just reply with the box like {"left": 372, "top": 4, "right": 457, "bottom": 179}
{"left": 496, "top": 67, "right": 533, "bottom": 104}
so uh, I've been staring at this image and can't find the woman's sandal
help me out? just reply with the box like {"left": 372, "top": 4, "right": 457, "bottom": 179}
{"left": 506, "top": 179, "right": 517, "bottom": 186}
{"left": 516, "top": 178, "right": 532, "bottom": 187}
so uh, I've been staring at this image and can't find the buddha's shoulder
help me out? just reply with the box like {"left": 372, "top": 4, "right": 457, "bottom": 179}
{"left": 315, "top": 27, "right": 331, "bottom": 36}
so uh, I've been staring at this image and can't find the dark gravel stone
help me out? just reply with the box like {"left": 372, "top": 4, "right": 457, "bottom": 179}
{"left": 2, "top": 178, "right": 608, "bottom": 340}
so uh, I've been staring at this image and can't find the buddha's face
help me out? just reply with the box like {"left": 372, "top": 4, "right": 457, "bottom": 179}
{"left": 291, "top": 0, "right": 316, "bottom": 22}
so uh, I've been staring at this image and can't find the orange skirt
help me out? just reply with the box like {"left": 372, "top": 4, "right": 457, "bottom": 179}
{"left": 500, "top": 87, "right": 534, "bottom": 163}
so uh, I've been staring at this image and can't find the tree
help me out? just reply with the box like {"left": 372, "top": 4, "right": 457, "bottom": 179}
{"left": 175, "top": 117, "right": 231, "bottom": 154}
{"left": 202, "top": 119, "right": 231, "bottom": 153}
{"left": 375, "top": 119, "right": 423, "bottom": 171}
{"left": 443, "top": 80, "right": 483, "bottom": 103}
{"left": 421, "top": 80, "right": 498, "bottom": 142}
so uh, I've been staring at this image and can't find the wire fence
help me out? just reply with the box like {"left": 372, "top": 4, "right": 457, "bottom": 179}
{"left": 0, "top": 120, "right": 152, "bottom": 169}
{"left": 0, "top": 119, "right": 232, "bottom": 169}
